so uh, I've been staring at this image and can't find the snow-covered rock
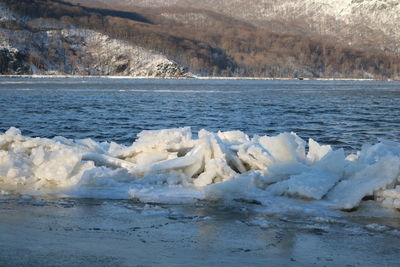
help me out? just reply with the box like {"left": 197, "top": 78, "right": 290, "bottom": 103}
{"left": 0, "top": 5, "right": 186, "bottom": 77}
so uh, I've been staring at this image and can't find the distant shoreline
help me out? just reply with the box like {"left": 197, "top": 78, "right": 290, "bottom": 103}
{"left": 0, "top": 74, "right": 397, "bottom": 82}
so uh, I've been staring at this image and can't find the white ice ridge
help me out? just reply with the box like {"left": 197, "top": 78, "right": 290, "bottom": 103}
{"left": 1, "top": 127, "right": 400, "bottom": 210}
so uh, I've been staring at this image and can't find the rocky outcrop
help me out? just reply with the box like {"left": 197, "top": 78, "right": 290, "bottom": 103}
{"left": 57, "top": 29, "right": 187, "bottom": 77}
{"left": 0, "top": 48, "right": 30, "bottom": 74}
{"left": 0, "top": 4, "right": 187, "bottom": 77}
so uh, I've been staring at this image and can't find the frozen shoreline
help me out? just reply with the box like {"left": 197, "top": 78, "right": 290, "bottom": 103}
{"left": 1, "top": 198, "right": 399, "bottom": 266}
{"left": 0, "top": 74, "right": 397, "bottom": 81}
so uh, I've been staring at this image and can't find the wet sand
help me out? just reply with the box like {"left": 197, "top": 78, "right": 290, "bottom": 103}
{"left": 1, "top": 198, "right": 399, "bottom": 266}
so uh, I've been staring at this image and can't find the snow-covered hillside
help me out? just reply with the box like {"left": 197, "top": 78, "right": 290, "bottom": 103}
{"left": 91, "top": 0, "right": 399, "bottom": 54}
{"left": 0, "top": 4, "right": 186, "bottom": 77}
{"left": 244, "top": 0, "right": 400, "bottom": 53}
{"left": 2, "top": 0, "right": 399, "bottom": 78}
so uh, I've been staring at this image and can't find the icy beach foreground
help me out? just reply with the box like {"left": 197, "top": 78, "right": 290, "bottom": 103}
{"left": 1, "top": 198, "right": 400, "bottom": 266}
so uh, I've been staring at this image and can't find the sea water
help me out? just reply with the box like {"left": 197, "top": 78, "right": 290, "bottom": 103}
{"left": 1, "top": 78, "right": 399, "bottom": 151}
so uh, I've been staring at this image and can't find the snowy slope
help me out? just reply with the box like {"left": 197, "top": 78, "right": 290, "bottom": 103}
{"left": 0, "top": 4, "right": 186, "bottom": 76}
{"left": 89, "top": 0, "right": 399, "bottom": 54}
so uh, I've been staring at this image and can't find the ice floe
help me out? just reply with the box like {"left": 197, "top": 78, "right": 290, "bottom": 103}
{"left": 1, "top": 127, "right": 400, "bottom": 212}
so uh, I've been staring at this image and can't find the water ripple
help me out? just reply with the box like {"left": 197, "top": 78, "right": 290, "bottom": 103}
{"left": 0, "top": 78, "right": 399, "bottom": 152}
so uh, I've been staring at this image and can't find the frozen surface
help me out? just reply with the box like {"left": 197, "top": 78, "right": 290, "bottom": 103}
{"left": 1, "top": 199, "right": 400, "bottom": 266}
{"left": 1, "top": 126, "right": 400, "bottom": 213}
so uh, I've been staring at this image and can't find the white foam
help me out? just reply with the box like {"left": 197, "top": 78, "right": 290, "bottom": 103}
{"left": 1, "top": 127, "right": 400, "bottom": 214}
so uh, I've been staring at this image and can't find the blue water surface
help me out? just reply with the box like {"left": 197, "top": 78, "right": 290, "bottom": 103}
{"left": 0, "top": 78, "right": 399, "bottom": 152}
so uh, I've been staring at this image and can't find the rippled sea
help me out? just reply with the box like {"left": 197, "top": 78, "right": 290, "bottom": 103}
{"left": 1, "top": 78, "right": 399, "bottom": 151}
